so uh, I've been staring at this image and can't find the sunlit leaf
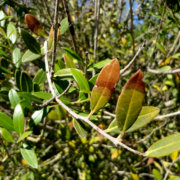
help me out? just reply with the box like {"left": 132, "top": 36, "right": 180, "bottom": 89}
{"left": 0, "top": 112, "right": 14, "bottom": 131}
{"left": 146, "top": 133, "right": 180, "bottom": 157}
{"left": 33, "top": 69, "right": 46, "bottom": 84}
{"left": 22, "top": 49, "right": 42, "bottom": 63}
{"left": 17, "top": 131, "right": 32, "bottom": 143}
{"left": 152, "top": 169, "right": 161, "bottom": 180}
{"left": 73, "top": 118, "right": 88, "bottom": 139}
{"left": 116, "top": 70, "right": 145, "bottom": 133}
{"left": 0, "top": 128, "right": 14, "bottom": 142}
{"left": 63, "top": 53, "right": 76, "bottom": 68}
{"left": 90, "top": 59, "right": 120, "bottom": 116}
{"left": 60, "top": 18, "right": 69, "bottom": 35}
{"left": 9, "top": 89, "right": 21, "bottom": 109}
{"left": 7, "top": 23, "right": 17, "bottom": 44}
{"left": 20, "top": 144, "right": 38, "bottom": 168}
{"left": 13, "top": 104, "right": 24, "bottom": 135}
{"left": 12, "top": 48, "right": 21, "bottom": 68}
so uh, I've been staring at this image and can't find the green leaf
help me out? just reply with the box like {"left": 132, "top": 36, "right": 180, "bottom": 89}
{"left": 0, "top": 16, "right": 12, "bottom": 21}
{"left": 18, "top": 92, "right": 42, "bottom": 104}
{"left": 171, "top": 53, "right": 180, "bottom": 59}
{"left": 17, "top": 131, "right": 32, "bottom": 143}
{"left": 73, "top": 118, "right": 88, "bottom": 139}
{"left": 126, "top": 106, "right": 160, "bottom": 133}
{"left": 0, "top": 49, "right": 9, "bottom": 59}
{"left": 0, "top": 112, "right": 14, "bottom": 131}
{"left": 0, "top": 90, "right": 9, "bottom": 101}
{"left": 0, "top": 66, "right": 12, "bottom": 74}
{"left": 20, "top": 99, "right": 36, "bottom": 110}
{"left": 0, "top": 43, "right": 9, "bottom": 49}
{"left": 0, "top": 128, "right": 14, "bottom": 142}
{"left": 89, "top": 74, "right": 99, "bottom": 87}
{"left": 20, "top": 144, "right": 38, "bottom": 168}
{"left": 20, "top": 72, "right": 33, "bottom": 92}
{"left": 63, "top": 53, "right": 76, "bottom": 68}
{"left": 22, "top": 49, "right": 42, "bottom": 63}
{"left": 146, "top": 133, "right": 180, "bottom": 157}
{"left": 152, "top": 169, "right": 161, "bottom": 180}
{"left": 61, "top": 47, "right": 82, "bottom": 64}
{"left": 154, "top": 41, "right": 166, "bottom": 55}
{"left": 32, "top": 92, "right": 52, "bottom": 100}
{"left": 13, "top": 104, "right": 24, "bottom": 135}
{"left": 21, "top": 29, "right": 41, "bottom": 54}
{"left": 168, "top": 177, "right": 180, "bottom": 180}
{"left": 0, "top": 27, "right": 6, "bottom": 37}
{"left": 7, "top": 23, "right": 17, "bottom": 44}
{"left": 87, "top": 60, "right": 111, "bottom": 71}
{"left": 71, "top": 69, "right": 90, "bottom": 101}
{"left": 0, "top": 11, "right": 6, "bottom": 27}
{"left": 104, "top": 118, "right": 120, "bottom": 134}
{"left": 33, "top": 69, "right": 46, "bottom": 84}
{"left": 9, "top": 89, "right": 21, "bottom": 109}
{"left": 12, "top": 48, "right": 22, "bottom": 68}
{"left": 29, "top": 107, "right": 49, "bottom": 127}
{"left": 60, "top": 18, "right": 69, "bottom": 35}
{"left": 116, "top": 70, "right": 145, "bottom": 133}
{"left": 159, "top": 65, "right": 171, "bottom": 72}
{"left": 15, "top": 69, "right": 21, "bottom": 90}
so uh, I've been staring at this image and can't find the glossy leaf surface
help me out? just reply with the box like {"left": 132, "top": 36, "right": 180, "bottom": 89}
{"left": 21, "top": 29, "right": 41, "bottom": 54}
{"left": 17, "top": 131, "right": 32, "bottom": 143}
{"left": 20, "top": 144, "right": 38, "bottom": 168}
{"left": 0, "top": 128, "right": 14, "bottom": 142}
{"left": 20, "top": 72, "right": 33, "bottom": 92}
{"left": 60, "top": 18, "right": 69, "bottom": 35}
{"left": 73, "top": 119, "right": 88, "bottom": 139}
{"left": 32, "top": 92, "right": 52, "bottom": 100}
{"left": 12, "top": 48, "right": 21, "bottom": 68}
{"left": 13, "top": 104, "right": 24, "bottom": 135}
{"left": 105, "top": 107, "right": 160, "bottom": 134}
{"left": 33, "top": 69, "right": 46, "bottom": 84}
{"left": 29, "top": 107, "right": 49, "bottom": 127}
{"left": 7, "top": 23, "right": 17, "bottom": 44}
{"left": 64, "top": 53, "right": 76, "bottom": 68}
{"left": 146, "top": 133, "right": 180, "bottom": 157}
{"left": 22, "top": 49, "right": 42, "bottom": 63}
{"left": 9, "top": 89, "right": 21, "bottom": 109}
{"left": 90, "top": 58, "right": 120, "bottom": 115}
{"left": 116, "top": 70, "right": 145, "bottom": 132}
{"left": 18, "top": 92, "right": 42, "bottom": 104}
{"left": 0, "top": 112, "right": 14, "bottom": 131}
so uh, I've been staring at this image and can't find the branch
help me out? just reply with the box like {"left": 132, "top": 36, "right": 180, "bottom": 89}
{"left": 137, "top": 120, "right": 167, "bottom": 143}
{"left": 57, "top": 81, "right": 73, "bottom": 98}
{"left": 154, "top": 111, "right": 180, "bottom": 120}
{"left": 43, "top": 40, "right": 145, "bottom": 156}
{"left": 51, "top": 0, "right": 59, "bottom": 80}
{"left": 92, "top": 0, "right": 100, "bottom": 76}
{"left": 120, "top": 41, "right": 146, "bottom": 75}
{"left": 62, "top": 0, "right": 77, "bottom": 53}
{"left": 147, "top": 67, "right": 180, "bottom": 74}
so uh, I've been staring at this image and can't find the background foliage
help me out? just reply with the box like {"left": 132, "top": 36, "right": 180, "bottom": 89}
{"left": 0, "top": 0, "right": 180, "bottom": 179}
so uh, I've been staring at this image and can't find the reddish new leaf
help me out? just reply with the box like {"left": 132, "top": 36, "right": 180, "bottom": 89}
{"left": 25, "top": 14, "right": 46, "bottom": 37}
{"left": 89, "top": 58, "right": 120, "bottom": 116}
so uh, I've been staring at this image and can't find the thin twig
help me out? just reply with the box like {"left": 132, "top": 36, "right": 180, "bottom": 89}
{"left": 129, "top": 0, "right": 135, "bottom": 56}
{"left": 51, "top": 0, "right": 59, "bottom": 80}
{"left": 43, "top": 40, "right": 145, "bottom": 156}
{"left": 62, "top": 0, "right": 77, "bottom": 53}
{"left": 31, "top": 95, "right": 56, "bottom": 108}
{"left": 146, "top": 1, "right": 166, "bottom": 65}
{"left": 0, "top": 137, "right": 10, "bottom": 158}
{"left": 57, "top": 81, "right": 73, "bottom": 98}
{"left": 147, "top": 67, "right": 180, "bottom": 74}
{"left": 137, "top": 120, "right": 167, "bottom": 143}
{"left": 154, "top": 111, "right": 180, "bottom": 120}
{"left": 163, "top": 155, "right": 180, "bottom": 180}
{"left": 92, "top": 0, "right": 100, "bottom": 77}
{"left": 120, "top": 41, "right": 146, "bottom": 74}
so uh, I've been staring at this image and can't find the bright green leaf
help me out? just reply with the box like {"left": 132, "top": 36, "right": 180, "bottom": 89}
{"left": 20, "top": 144, "right": 38, "bottom": 168}
{"left": 7, "top": 23, "right": 17, "bottom": 44}
{"left": 9, "top": 89, "right": 21, "bottom": 109}
{"left": 0, "top": 112, "right": 14, "bottom": 131}
{"left": 17, "top": 131, "right": 32, "bottom": 143}
{"left": 13, "top": 104, "right": 24, "bottom": 135}
{"left": 0, "top": 128, "right": 14, "bottom": 142}
{"left": 22, "top": 49, "right": 42, "bottom": 63}
{"left": 152, "top": 169, "right": 161, "bottom": 180}
{"left": 60, "top": 18, "right": 69, "bottom": 35}
{"left": 33, "top": 69, "right": 46, "bottom": 84}
{"left": 32, "top": 92, "right": 52, "bottom": 100}
{"left": 13, "top": 48, "right": 22, "bottom": 68}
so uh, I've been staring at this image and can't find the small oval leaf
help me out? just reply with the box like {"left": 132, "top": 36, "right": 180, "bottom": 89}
{"left": 7, "top": 23, "right": 17, "bottom": 44}
{"left": 64, "top": 53, "right": 76, "bottom": 68}
{"left": 33, "top": 69, "right": 47, "bottom": 84}
{"left": 20, "top": 72, "right": 33, "bottom": 92}
{"left": 12, "top": 48, "right": 22, "bottom": 68}
{"left": 20, "top": 144, "right": 38, "bottom": 168}
{"left": 0, "top": 128, "right": 14, "bottom": 142}
{"left": 13, "top": 104, "right": 24, "bottom": 135}
{"left": 17, "top": 131, "right": 32, "bottom": 143}
{"left": 0, "top": 112, "right": 14, "bottom": 131}
{"left": 9, "top": 89, "right": 21, "bottom": 109}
